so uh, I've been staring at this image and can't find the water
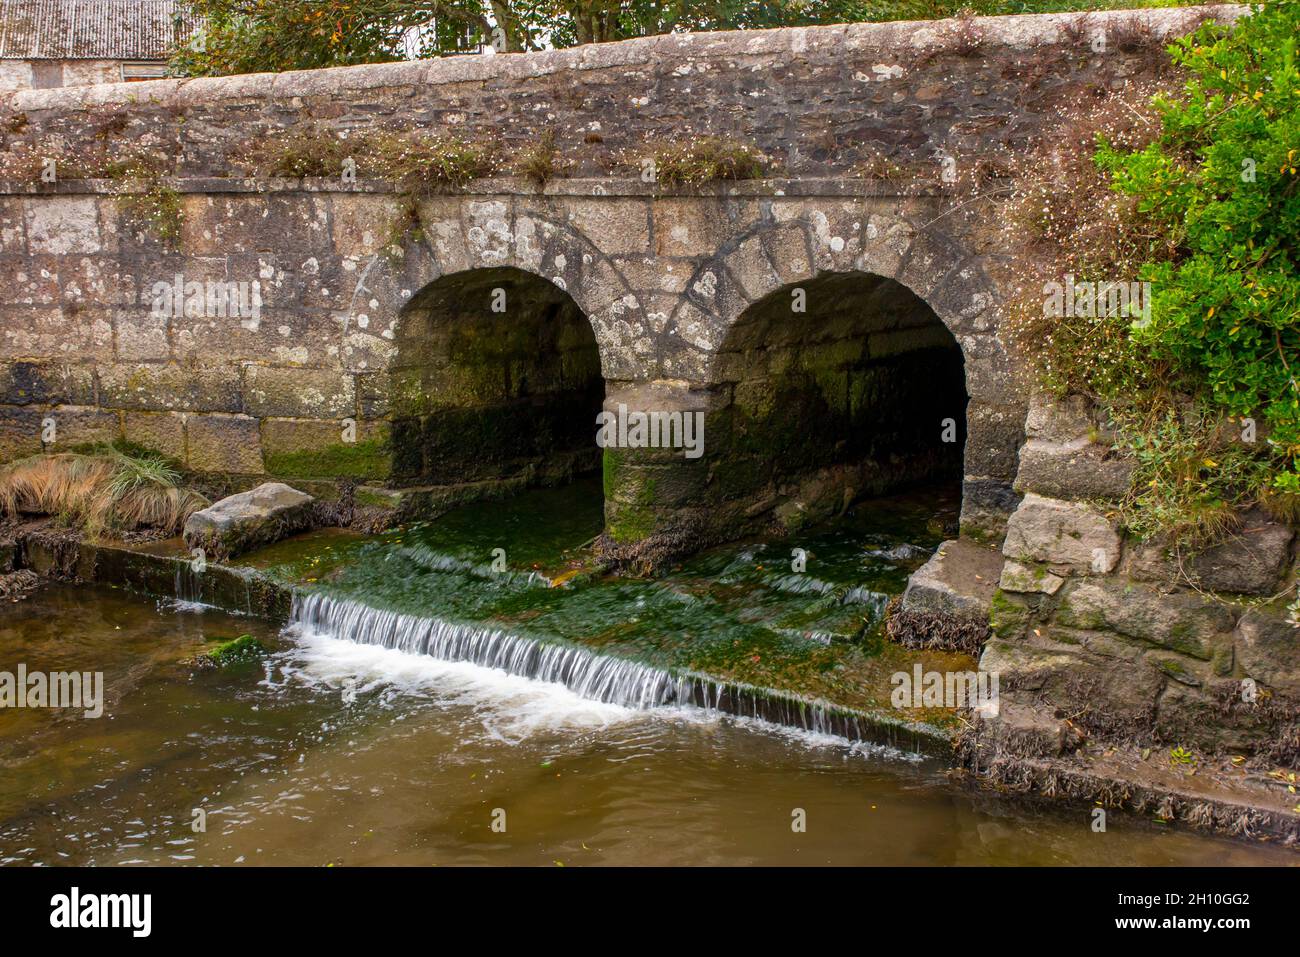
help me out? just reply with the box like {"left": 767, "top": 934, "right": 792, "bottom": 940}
{"left": 0, "top": 585, "right": 1291, "bottom": 865}
{"left": 2, "top": 481, "right": 1294, "bottom": 864}
{"left": 243, "top": 479, "right": 975, "bottom": 724}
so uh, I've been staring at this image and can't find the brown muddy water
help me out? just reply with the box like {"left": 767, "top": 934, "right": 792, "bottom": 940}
{"left": 0, "top": 584, "right": 1292, "bottom": 866}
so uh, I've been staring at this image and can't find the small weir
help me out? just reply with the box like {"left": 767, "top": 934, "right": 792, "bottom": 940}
{"left": 289, "top": 592, "right": 941, "bottom": 752}
{"left": 4, "top": 581, "right": 1288, "bottom": 866}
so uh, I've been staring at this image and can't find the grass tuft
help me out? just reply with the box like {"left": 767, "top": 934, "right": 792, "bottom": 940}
{"left": 0, "top": 450, "right": 207, "bottom": 538}
{"left": 516, "top": 131, "right": 568, "bottom": 188}
{"left": 646, "top": 136, "right": 767, "bottom": 187}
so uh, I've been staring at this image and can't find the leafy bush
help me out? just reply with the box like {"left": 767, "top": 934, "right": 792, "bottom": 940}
{"left": 1096, "top": 1, "right": 1300, "bottom": 496}
{"left": 1007, "top": 2, "right": 1300, "bottom": 542}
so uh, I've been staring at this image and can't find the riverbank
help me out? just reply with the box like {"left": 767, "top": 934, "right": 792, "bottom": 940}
{"left": 3, "top": 488, "right": 1296, "bottom": 850}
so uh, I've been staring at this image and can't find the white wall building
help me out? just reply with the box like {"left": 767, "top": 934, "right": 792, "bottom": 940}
{"left": 0, "top": 0, "right": 195, "bottom": 92}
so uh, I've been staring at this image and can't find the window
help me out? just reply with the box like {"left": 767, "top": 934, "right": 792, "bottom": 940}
{"left": 122, "top": 62, "right": 168, "bottom": 82}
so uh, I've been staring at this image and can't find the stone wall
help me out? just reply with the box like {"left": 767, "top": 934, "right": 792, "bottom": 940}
{"left": 0, "top": 59, "right": 128, "bottom": 93}
{"left": 1, "top": 8, "right": 1230, "bottom": 179}
{"left": 984, "top": 392, "right": 1298, "bottom": 759}
{"left": 0, "top": 7, "right": 1236, "bottom": 553}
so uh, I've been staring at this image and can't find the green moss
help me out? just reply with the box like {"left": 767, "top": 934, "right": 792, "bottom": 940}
{"left": 1046, "top": 627, "right": 1080, "bottom": 646}
{"left": 1152, "top": 656, "right": 1201, "bottom": 686}
{"left": 199, "top": 634, "right": 267, "bottom": 668}
{"left": 989, "top": 588, "right": 1031, "bottom": 640}
{"left": 1210, "top": 644, "right": 1234, "bottom": 677}
{"left": 606, "top": 500, "right": 658, "bottom": 544}
{"left": 354, "top": 487, "right": 400, "bottom": 509}
{"left": 106, "top": 149, "right": 184, "bottom": 247}
{"left": 604, "top": 449, "right": 664, "bottom": 544}
{"left": 265, "top": 438, "right": 389, "bottom": 481}
{"left": 602, "top": 447, "right": 625, "bottom": 501}
{"left": 1055, "top": 593, "right": 1105, "bottom": 631}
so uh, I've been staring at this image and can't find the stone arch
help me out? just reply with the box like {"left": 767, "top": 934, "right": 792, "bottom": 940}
{"left": 385, "top": 264, "right": 606, "bottom": 495}
{"left": 667, "top": 211, "right": 997, "bottom": 380}
{"left": 335, "top": 198, "right": 655, "bottom": 386}
{"left": 357, "top": 198, "right": 655, "bottom": 384}
{"left": 661, "top": 209, "right": 1019, "bottom": 541}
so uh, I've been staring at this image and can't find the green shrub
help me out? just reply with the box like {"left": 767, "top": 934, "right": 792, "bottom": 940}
{"left": 1095, "top": 1, "right": 1300, "bottom": 498}
{"left": 1008, "top": 2, "right": 1300, "bottom": 542}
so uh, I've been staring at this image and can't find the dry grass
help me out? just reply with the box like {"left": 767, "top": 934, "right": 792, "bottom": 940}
{"left": 376, "top": 131, "right": 499, "bottom": 193}
{"left": 0, "top": 451, "right": 207, "bottom": 538}
{"left": 248, "top": 124, "right": 499, "bottom": 193}
{"left": 516, "top": 131, "right": 569, "bottom": 188}
{"left": 852, "top": 154, "right": 907, "bottom": 182}
{"left": 646, "top": 136, "right": 767, "bottom": 187}
{"left": 246, "top": 122, "right": 358, "bottom": 178}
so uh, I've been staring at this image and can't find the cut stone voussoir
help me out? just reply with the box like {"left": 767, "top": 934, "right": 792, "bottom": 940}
{"left": 183, "top": 482, "right": 316, "bottom": 561}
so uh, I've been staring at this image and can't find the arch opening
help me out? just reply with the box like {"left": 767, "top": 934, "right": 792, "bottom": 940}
{"left": 705, "top": 271, "right": 969, "bottom": 535}
{"left": 388, "top": 266, "right": 605, "bottom": 492}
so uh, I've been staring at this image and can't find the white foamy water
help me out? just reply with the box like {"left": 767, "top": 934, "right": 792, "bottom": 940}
{"left": 277, "top": 616, "right": 921, "bottom": 762}
{"left": 278, "top": 625, "right": 639, "bottom": 742}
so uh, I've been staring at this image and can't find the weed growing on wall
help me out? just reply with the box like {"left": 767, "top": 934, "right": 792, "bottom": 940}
{"left": 0, "top": 136, "right": 107, "bottom": 181}
{"left": 109, "top": 148, "right": 185, "bottom": 246}
{"left": 248, "top": 124, "right": 499, "bottom": 192}
{"left": 252, "top": 123, "right": 359, "bottom": 177}
{"left": 375, "top": 131, "right": 500, "bottom": 193}
{"left": 516, "top": 131, "right": 570, "bottom": 188}
{"left": 631, "top": 134, "right": 764, "bottom": 187}
{"left": 1005, "top": 1, "right": 1300, "bottom": 544}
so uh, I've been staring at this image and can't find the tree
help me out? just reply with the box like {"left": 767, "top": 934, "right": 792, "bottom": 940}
{"left": 171, "top": 0, "right": 871, "bottom": 75}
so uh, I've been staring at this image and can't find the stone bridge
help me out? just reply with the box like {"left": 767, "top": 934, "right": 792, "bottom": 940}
{"left": 0, "top": 6, "right": 1222, "bottom": 560}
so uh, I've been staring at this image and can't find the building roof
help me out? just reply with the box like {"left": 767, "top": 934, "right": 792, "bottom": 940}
{"left": 0, "top": 0, "right": 195, "bottom": 60}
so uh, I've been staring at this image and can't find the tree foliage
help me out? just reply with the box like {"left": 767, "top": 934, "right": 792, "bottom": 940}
{"left": 170, "top": 0, "right": 870, "bottom": 74}
{"left": 1096, "top": 0, "right": 1300, "bottom": 500}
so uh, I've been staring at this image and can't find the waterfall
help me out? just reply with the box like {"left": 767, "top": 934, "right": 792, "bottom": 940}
{"left": 171, "top": 560, "right": 208, "bottom": 609}
{"left": 390, "top": 544, "right": 557, "bottom": 589}
{"left": 839, "top": 585, "right": 890, "bottom": 616}
{"left": 289, "top": 592, "right": 921, "bottom": 747}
